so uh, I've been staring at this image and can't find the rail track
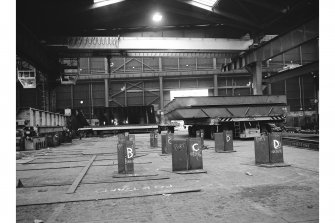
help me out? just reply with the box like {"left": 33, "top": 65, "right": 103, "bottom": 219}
{"left": 282, "top": 136, "right": 319, "bottom": 151}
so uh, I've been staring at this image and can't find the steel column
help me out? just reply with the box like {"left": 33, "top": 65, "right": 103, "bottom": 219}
{"left": 159, "top": 76, "right": 164, "bottom": 110}
{"left": 70, "top": 85, "right": 74, "bottom": 109}
{"left": 214, "top": 74, "right": 218, "bottom": 96}
{"left": 159, "top": 57, "right": 162, "bottom": 71}
{"left": 104, "top": 78, "right": 109, "bottom": 107}
{"left": 247, "top": 60, "right": 263, "bottom": 95}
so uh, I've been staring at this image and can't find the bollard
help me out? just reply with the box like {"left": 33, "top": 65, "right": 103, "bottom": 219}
{"left": 117, "top": 142, "right": 126, "bottom": 174}
{"left": 150, "top": 131, "right": 158, "bottom": 147}
{"left": 254, "top": 133, "right": 284, "bottom": 164}
{"left": 200, "top": 129, "right": 204, "bottom": 148}
{"left": 161, "top": 134, "right": 167, "bottom": 154}
{"left": 214, "top": 131, "right": 234, "bottom": 152}
{"left": 223, "top": 130, "right": 233, "bottom": 151}
{"left": 172, "top": 139, "right": 188, "bottom": 171}
{"left": 117, "top": 139, "right": 135, "bottom": 174}
{"left": 214, "top": 132, "right": 224, "bottom": 152}
{"left": 125, "top": 140, "right": 135, "bottom": 174}
{"left": 166, "top": 133, "right": 174, "bottom": 154}
{"left": 124, "top": 132, "right": 129, "bottom": 140}
{"left": 129, "top": 134, "right": 136, "bottom": 157}
{"left": 118, "top": 133, "right": 125, "bottom": 143}
{"left": 254, "top": 134, "right": 270, "bottom": 164}
{"left": 269, "top": 133, "right": 284, "bottom": 163}
{"left": 187, "top": 138, "right": 203, "bottom": 170}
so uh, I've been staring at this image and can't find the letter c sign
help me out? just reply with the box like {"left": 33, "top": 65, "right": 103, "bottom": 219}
{"left": 192, "top": 143, "right": 200, "bottom": 152}
{"left": 226, "top": 135, "right": 231, "bottom": 142}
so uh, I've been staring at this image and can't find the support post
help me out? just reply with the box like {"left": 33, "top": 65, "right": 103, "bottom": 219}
{"left": 104, "top": 78, "right": 109, "bottom": 107}
{"left": 246, "top": 60, "right": 263, "bottom": 95}
{"left": 70, "top": 85, "right": 74, "bottom": 109}
{"left": 213, "top": 74, "right": 218, "bottom": 96}
{"left": 267, "top": 74, "right": 271, "bottom": 95}
{"left": 159, "top": 76, "right": 164, "bottom": 110}
{"left": 213, "top": 58, "right": 217, "bottom": 70}
{"left": 159, "top": 57, "right": 162, "bottom": 71}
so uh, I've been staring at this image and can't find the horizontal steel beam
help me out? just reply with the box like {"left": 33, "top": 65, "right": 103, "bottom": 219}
{"left": 223, "top": 18, "right": 318, "bottom": 71}
{"left": 51, "top": 37, "right": 253, "bottom": 51}
{"left": 263, "top": 61, "right": 318, "bottom": 84}
{"left": 57, "top": 49, "right": 238, "bottom": 58}
{"left": 77, "top": 69, "right": 248, "bottom": 80}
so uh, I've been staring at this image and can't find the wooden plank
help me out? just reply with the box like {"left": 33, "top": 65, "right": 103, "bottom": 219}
{"left": 112, "top": 173, "right": 158, "bottom": 178}
{"left": 258, "top": 163, "right": 291, "bottom": 168}
{"left": 174, "top": 169, "right": 207, "bottom": 174}
{"left": 17, "top": 188, "right": 202, "bottom": 206}
{"left": 21, "top": 176, "right": 170, "bottom": 188}
{"left": 16, "top": 158, "right": 36, "bottom": 164}
{"left": 66, "top": 155, "right": 96, "bottom": 194}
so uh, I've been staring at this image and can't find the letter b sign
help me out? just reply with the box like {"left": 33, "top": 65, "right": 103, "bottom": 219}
{"left": 127, "top": 147, "right": 134, "bottom": 159}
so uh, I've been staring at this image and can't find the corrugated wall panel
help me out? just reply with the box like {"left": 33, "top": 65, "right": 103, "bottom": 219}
{"left": 234, "top": 88, "right": 251, "bottom": 96}
{"left": 162, "top": 58, "right": 178, "bottom": 71}
{"left": 271, "top": 80, "right": 285, "bottom": 95}
{"left": 180, "top": 79, "right": 197, "bottom": 88}
{"left": 143, "top": 58, "right": 159, "bottom": 72}
{"left": 92, "top": 82, "right": 105, "bottom": 107}
{"left": 73, "top": 84, "right": 89, "bottom": 108}
{"left": 56, "top": 85, "right": 71, "bottom": 109}
{"left": 197, "top": 58, "right": 213, "bottom": 70}
{"left": 90, "top": 57, "right": 106, "bottom": 74}
{"left": 198, "top": 78, "right": 213, "bottom": 88}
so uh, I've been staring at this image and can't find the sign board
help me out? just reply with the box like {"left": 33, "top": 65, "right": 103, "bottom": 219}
{"left": 188, "top": 138, "right": 203, "bottom": 170}
{"left": 64, "top": 108, "right": 71, "bottom": 117}
{"left": 269, "top": 133, "right": 284, "bottom": 163}
{"left": 254, "top": 135, "right": 270, "bottom": 164}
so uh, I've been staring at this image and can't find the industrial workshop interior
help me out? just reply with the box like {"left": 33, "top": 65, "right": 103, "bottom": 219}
{"left": 10, "top": 0, "right": 326, "bottom": 222}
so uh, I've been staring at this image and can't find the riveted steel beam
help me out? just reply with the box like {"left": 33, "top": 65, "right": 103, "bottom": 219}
{"left": 78, "top": 69, "right": 248, "bottom": 80}
{"left": 263, "top": 61, "right": 318, "bottom": 84}
{"left": 51, "top": 37, "right": 252, "bottom": 51}
{"left": 223, "top": 18, "right": 318, "bottom": 72}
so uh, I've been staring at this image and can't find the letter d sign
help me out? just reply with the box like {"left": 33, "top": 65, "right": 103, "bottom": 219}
{"left": 273, "top": 140, "right": 281, "bottom": 149}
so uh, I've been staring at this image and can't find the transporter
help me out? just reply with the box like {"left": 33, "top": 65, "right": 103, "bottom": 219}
{"left": 16, "top": 107, "right": 70, "bottom": 150}
{"left": 163, "top": 95, "right": 287, "bottom": 139}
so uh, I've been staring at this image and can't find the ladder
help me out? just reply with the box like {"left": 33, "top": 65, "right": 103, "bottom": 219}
{"left": 233, "top": 122, "right": 241, "bottom": 138}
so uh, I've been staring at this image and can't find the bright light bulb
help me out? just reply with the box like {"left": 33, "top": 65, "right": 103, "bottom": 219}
{"left": 152, "top": 12, "right": 162, "bottom": 22}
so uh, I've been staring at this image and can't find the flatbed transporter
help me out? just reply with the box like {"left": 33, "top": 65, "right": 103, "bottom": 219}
{"left": 163, "top": 95, "right": 288, "bottom": 139}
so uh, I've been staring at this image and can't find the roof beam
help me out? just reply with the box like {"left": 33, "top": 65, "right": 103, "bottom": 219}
{"left": 77, "top": 69, "right": 248, "bottom": 80}
{"left": 222, "top": 18, "right": 318, "bottom": 71}
{"left": 239, "top": 0, "right": 286, "bottom": 13}
{"left": 90, "top": 0, "right": 126, "bottom": 9}
{"left": 263, "top": 61, "right": 318, "bottom": 84}
{"left": 162, "top": 1, "right": 255, "bottom": 31}
{"left": 52, "top": 36, "right": 253, "bottom": 51}
{"left": 234, "top": 0, "right": 260, "bottom": 24}
{"left": 176, "top": 0, "right": 260, "bottom": 29}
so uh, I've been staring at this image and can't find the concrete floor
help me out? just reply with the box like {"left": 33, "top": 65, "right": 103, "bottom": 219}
{"left": 16, "top": 129, "right": 319, "bottom": 223}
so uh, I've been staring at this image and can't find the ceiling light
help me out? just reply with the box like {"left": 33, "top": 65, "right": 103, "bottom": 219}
{"left": 152, "top": 12, "right": 162, "bottom": 22}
